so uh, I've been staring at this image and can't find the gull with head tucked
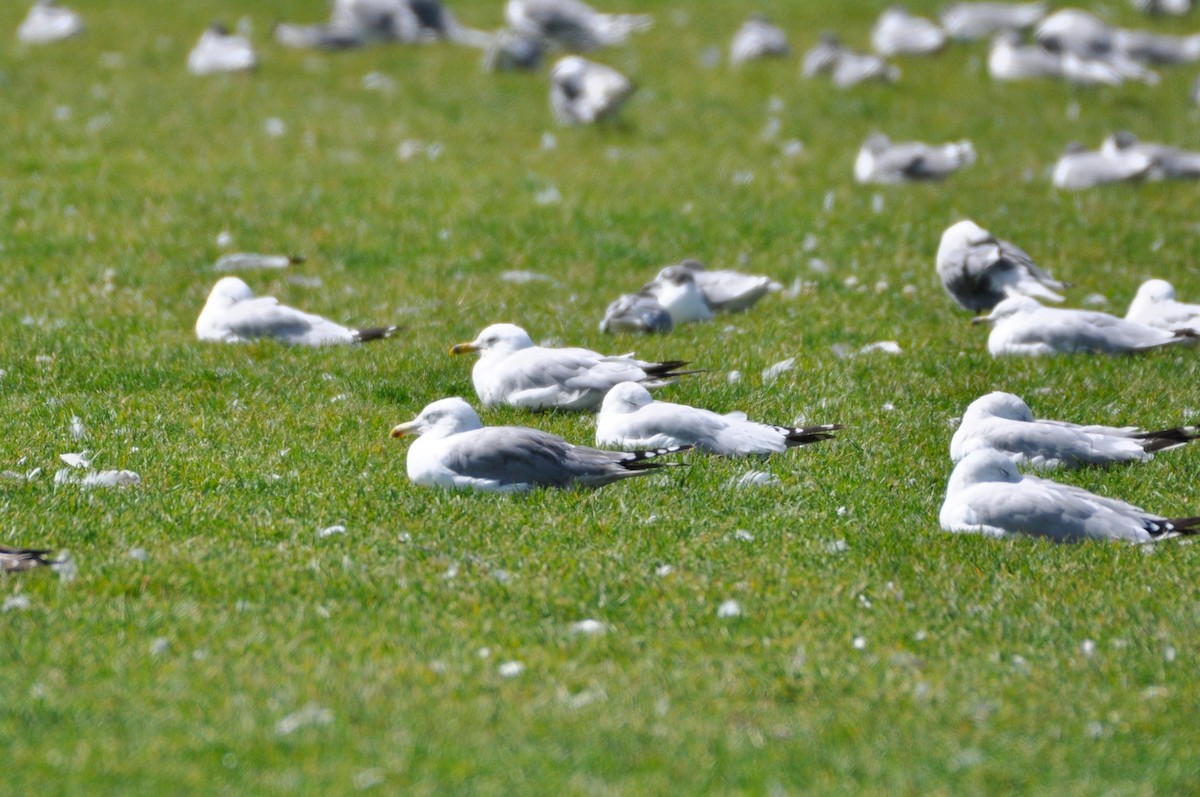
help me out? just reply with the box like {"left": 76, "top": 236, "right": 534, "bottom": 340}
{"left": 951, "top": 391, "right": 1200, "bottom": 469}
{"left": 941, "top": 448, "right": 1200, "bottom": 543}
{"left": 450, "top": 323, "right": 695, "bottom": 411}
{"left": 936, "top": 220, "right": 1064, "bottom": 312}
{"left": 390, "top": 397, "right": 687, "bottom": 492}
{"left": 1126, "top": 279, "right": 1200, "bottom": 333}
{"left": 974, "top": 295, "right": 1193, "bottom": 356}
{"left": 597, "top": 382, "right": 842, "bottom": 457}
{"left": 196, "top": 277, "right": 398, "bottom": 345}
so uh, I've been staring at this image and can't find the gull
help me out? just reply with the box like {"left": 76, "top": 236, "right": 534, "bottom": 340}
{"left": 449, "top": 323, "right": 695, "bottom": 410}
{"left": 596, "top": 382, "right": 842, "bottom": 457}
{"left": 17, "top": 1, "right": 83, "bottom": 44}
{"left": 642, "top": 265, "right": 712, "bottom": 325}
{"left": 730, "top": 14, "right": 790, "bottom": 65}
{"left": 196, "top": 277, "right": 399, "bottom": 345}
{"left": 1114, "top": 28, "right": 1200, "bottom": 65}
{"left": 506, "top": 0, "right": 652, "bottom": 52}
{"left": 1, "top": 545, "right": 60, "bottom": 573}
{"left": 1052, "top": 142, "right": 1153, "bottom": 190}
{"left": 329, "top": 0, "right": 486, "bottom": 45}
{"left": 871, "top": 7, "right": 946, "bottom": 56}
{"left": 1035, "top": 10, "right": 1159, "bottom": 82}
{"left": 599, "top": 291, "right": 673, "bottom": 335}
{"left": 974, "top": 295, "right": 1193, "bottom": 355}
{"left": 950, "top": 391, "right": 1200, "bottom": 468}
{"left": 1101, "top": 132, "right": 1200, "bottom": 179}
{"left": 187, "top": 23, "right": 257, "bottom": 75}
{"left": 940, "top": 448, "right": 1200, "bottom": 543}
{"left": 680, "top": 260, "right": 782, "bottom": 313}
{"left": 483, "top": 28, "right": 546, "bottom": 71}
{"left": 987, "top": 32, "right": 1063, "bottom": 80}
{"left": 936, "top": 220, "right": 1064, "bottom": 312}
{"left": 1126, "top": 279, "right": 1200, "bottom": 333}
{"left": 854, "top": 133, "right": 975, "bottom": 184}
{"left": 802, "top": 35, "right": 900, "bottom": 87}
{"left": 390, "top": 397, "right": 688, "bottom": 492}
{"left": 550, "top": 56, "right": 634, "bottom": 125}
{"left": 1130, "top": 0, "right": 1192, "bottom": 14}
{"left": 940, "top": 2, "right": 1045, "bottom": 41}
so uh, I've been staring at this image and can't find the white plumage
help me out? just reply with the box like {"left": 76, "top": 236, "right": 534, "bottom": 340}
{"left": 936, "top": 220, "right": 1064, "bottom": 312}
{"left": 187, "top": 24, "right": 257, "bottom": 75}
{"left": 17, "top": 1, "right": 83, "bottom": 44}
{"left": 975, "top": 295, "right": 1191, "bottom": 356}
{"left": 940, "top": 448, "right": 1200, "bottom": 543}
{"left": 550, "top": 56, "right": 634, "bottom": 125}
{"left": 1126, "top": 279, "right": 1200, "bottom": 333}
{"left": 854, "top": 133, "right": 975, "bottom": 184}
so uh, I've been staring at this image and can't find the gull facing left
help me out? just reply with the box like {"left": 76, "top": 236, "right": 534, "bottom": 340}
{"left": 975, "top": 296, "right": 1193, "bottom": 356}
{"left": 950, "top": 391, "right": 1200, "bottom": 469}
{"left": 196, "top": 277, "right": 398, "bottom": 345}
{"left": 596, "top": 382, "right": 841, "bottom": 457}
{"left": 390, "top": 397, "right": 687, "bottom": 493}
{"left": 936, "top": 220, "right": 1064, "bottom": 312}
{"left": 941, "top": 448, "right": 1200, "bottom": 543}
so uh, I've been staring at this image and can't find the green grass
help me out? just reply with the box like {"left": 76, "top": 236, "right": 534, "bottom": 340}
{"left": 2, "top": 0, "right": 1200, "bottom": 793}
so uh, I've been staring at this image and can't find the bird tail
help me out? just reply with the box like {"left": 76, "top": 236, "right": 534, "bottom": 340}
{"left": 642, "top": 360, "right": 704, "bottom": 380}
{"left": 618, "top": 444, "right": 692, "bottom": 471}
{"left": 1134, "top": 426, "right": 1200, "bottom": 453}
{"left": 1149, "top": 515, "right": 1200, "bottom": 540}
{"left": 352, "top": 325, "right": 400, "bottom": 343}
{"left": 0, "top": 546, "right": 61, "bottom": 573}
{"left": 781, "top": 423, "right": 845, "bottom": 448}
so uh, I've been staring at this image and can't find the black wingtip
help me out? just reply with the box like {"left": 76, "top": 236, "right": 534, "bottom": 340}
{"left": 352, "top": 325, "right": 401, "bottom": 343}
{"left": 619, "top": 444, "right": 692, "bottom": 471}
{"left": 1134, "top": 426, "right": 1200, "bottom": 453}
{"left": 0, "top": 546, "right": 61, "bottom": 572}
{"left": 1151, "top": 516, "right": 1200, "bottom": 539}
{"left": 782, "top": 423, "right": 844, "bottom": 447}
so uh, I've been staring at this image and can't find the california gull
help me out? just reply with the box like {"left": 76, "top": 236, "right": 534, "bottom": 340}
{"left": 941, "top": 448, "right": 1200, "bottom": 542}
{"left": 187, "top": 23, "right": 257, "bottom": 75}
{"left": 936, "top": 220, "right": 1065, "bottom": 312}
{"left": 596, "top": 382, "right": 841, "bottom": 457}
{"left": 550, "top": 56, "right": 634, "bottom": 125}
{"left": 950, "top": 391, "right": 1200, "bottom": 468}
{"left": 196, "top": 277, "right": 398, "bottom": 345}
{"left": 974, "top": 295, "right": 1193, "bottom": 355}
{"left": 390, "top": 397, "right": 688, "bottom": 492}
{"left": 854, "top": 133, "right": 975, "bottom": 184}
{"left": 450, "top": 322, "right": 695, "bottom": 410}
{"left": 1126, "top": 279, "right": 1200, "bottom": 333}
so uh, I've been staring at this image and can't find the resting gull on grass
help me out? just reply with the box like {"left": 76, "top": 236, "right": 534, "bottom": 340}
{"left": 936, "top": 220, "right": 1065, "bottom": 312}
{"left": 854, "top": 133, "right": 975, "bottom": 184}
{"left": 187, "top": 23, "right": 257, "bottom": 75}
{"left": 17, "top": 0, "right": 83, "bottom": 44}
{"left": 596, "top": 382, "right": 841, "bottom": 457}
{"left": 1051, "top": 142, "right": 1152, "bottom": 190}
{"left": 599, "top": 291, "right": 673, "bottom": 335}
{"left": 550, "top": 56, "right": 634, "bottom": 125}
{"left": 1101, "top": 132, "right": 1200, "bottom": 180}
{"left": 987, "top": 32, "right": 1063, "bottom": 80}
{"left": 730, "top": 14, "right": 790, "bottom": 65}
{"left": 390, "top": 397, "right": 688, "bottom": 493}
{"left": 941, "top": 448, "right": 1200, "bottom": 543}
{"left": 802, "top": 34, "right": 899, "bottom": 88}
{"left": 950, "top": 391, "right": 1200, "bottom": 469}
{"left": 450, "top": 323, "right": 696, "bottom": 411}
{"left": 871, "top": 7, "right": 946, "bottom": 56}
{"left": 940, "top": 2, "right": 1045, "bottom": 41}
{"left": 1126, "top": 279, "right": 1200, "bottom": 333}
{"left": 506, "top": 0, "right": 651, "bottom": 51}
{"left": 974, "top": 295, "right": 1194, "bottom": 356}
{"left": 1, "top": 546, "right": 60, "bottom": 573}
{"left": 196, "top": 277, "right": 398, "bottom": 345}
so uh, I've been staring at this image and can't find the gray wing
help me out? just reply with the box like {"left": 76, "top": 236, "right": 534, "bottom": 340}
{"left": 600, "top": 293, "right": 673, "bottom": 334}
{"left": 441, "top": 426, "right": 639, "bottom": 488}
{"left": 688, "top": 269, "right": 779, "bottom": 312}
{"left": 223, "top": 298, "right": 351, "bottom": 343}
{"left": 1029, "top": 309, "right": 1178, "bottom": 352}
{"left": 966, "top": 481, "right": 1153, "bottom": 542}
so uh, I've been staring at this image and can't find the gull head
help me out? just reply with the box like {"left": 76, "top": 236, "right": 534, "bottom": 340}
{"left": 450, "top": 323, "right": 535, "bottom": 357}
{"left": 937, "top": 219, "right": 991, "bottom": 266}
{"left": 1132, "top": 279, "right": 1176, "bottom": 306}
{"left": 1106, "top": 130, "right": 1140, "bottom": 153}
{"left": 391, "top": 397, "right": 483, "bottom": 439}
{"left": 551, "top": 56, "right": 588, "bottom": 82}
{"left": 861, "top": 132, "right": 892, "bottom": 155}
{"left": 947, "top": 448, "right": 1022, "bottom": 493}
{"left": 600, "top": 381, "right": 654, "bottom": 414}
{"left": 204, "top": 277, "right": 255, "bottom": 308}
{"left": 973, "top": 295, "right": 1042, "bottom": 325}
{"left": 962, "top": 391, "right": 1035, "bottom": 423}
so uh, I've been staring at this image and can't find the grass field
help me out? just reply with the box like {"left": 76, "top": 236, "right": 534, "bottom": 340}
{"left": 3, "top": 0, "right": 1200, "bottom": 793}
